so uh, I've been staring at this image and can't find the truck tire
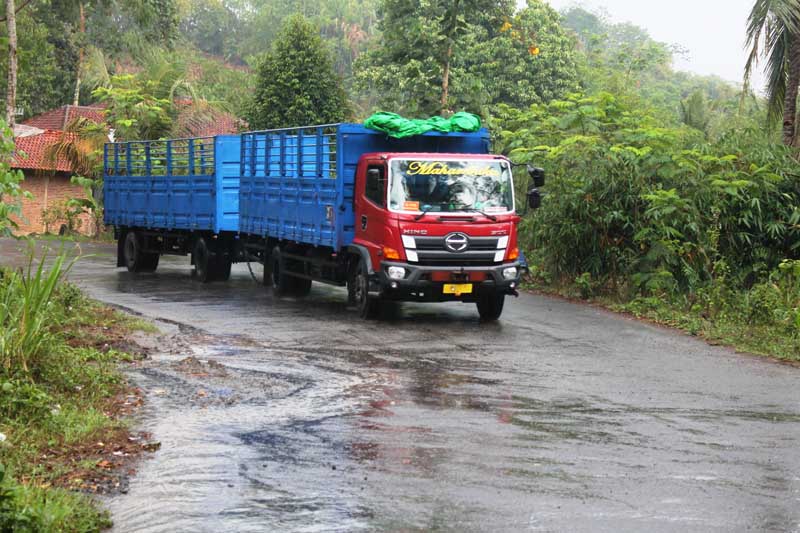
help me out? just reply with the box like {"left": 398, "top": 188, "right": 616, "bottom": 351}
{"left": 262, "top": 257, "right": 273, "bottom": 287}
{"left": 193, "top": 237, "right": 215, "bottom": 283}
{"left": 346, "top": 261, "right": 358, "bottom": 306}
{"left": 123, "top": 232, "right": 159, "bottom": 273}
{"left": 353, "top": 262, "right": 378, "bottom": 319}
{"left": 476, "top": 292, "right": 505, "bottom": 321}
{"left": 270, "top": 246, "right": 294, "bottom": 296}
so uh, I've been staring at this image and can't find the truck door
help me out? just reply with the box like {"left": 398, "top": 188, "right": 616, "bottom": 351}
{"left": 354, "top": 160, "right": 389, "bottom": 269}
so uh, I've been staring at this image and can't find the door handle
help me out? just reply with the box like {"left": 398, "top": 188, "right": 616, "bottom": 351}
{"left": 361, "top": 215, "right": 368, "bottom": 231}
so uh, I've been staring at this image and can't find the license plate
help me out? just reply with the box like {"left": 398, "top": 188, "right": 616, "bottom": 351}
{"left": 443, "top": 283, "right": 473, "bottom": 296}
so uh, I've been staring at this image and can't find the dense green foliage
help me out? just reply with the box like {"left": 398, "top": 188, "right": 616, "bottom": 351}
{"left": 354, "top": 0, "right": 579, "bottom": 115}
{"left": 498, "top": 93, "right": 800, "bottom": 288}
{"left": 247, "top": 15, "right": 351, "bottom": 129}
{"left": 495, "top": 88, "right": 800, "bottom": 356}
{"left": 0, "top": 121, "right": 28, "bottom": 236}
{"left": 0, "top": 0, "right": 182, "bottom": 119}
{"left": 181, "top": 0, "right": 378, "bottom": 83}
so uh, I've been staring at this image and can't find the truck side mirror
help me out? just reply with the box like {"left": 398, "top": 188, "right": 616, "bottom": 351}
{"left": 527, "top": 166, "right": 545, "bottom": 188}
{"left": 527, "top": 188, "right": 542, "bottom": 210}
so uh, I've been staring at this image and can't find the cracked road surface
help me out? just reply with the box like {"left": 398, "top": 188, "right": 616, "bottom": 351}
{"left": 2, "top": 239, "right": 799, "bottom": 532}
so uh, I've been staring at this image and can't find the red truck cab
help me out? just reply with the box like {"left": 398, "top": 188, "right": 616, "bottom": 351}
{"left": 351, "top": 152, "right": 539, "bottom": 320}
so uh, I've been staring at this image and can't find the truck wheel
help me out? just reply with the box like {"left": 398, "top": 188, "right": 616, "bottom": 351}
{"left": 270, "top": 246, "right": 294, "bottom": 296}
{"left": 193, "top": 237, "right": 214, "bottom": 283}
{"left": 123, "top": 232, "right": 159, "bottom": 273}
{"left": 476, "top": 292, "right": 505, "bottom": 321}
{"left": 262, "top": 255, "right": 273, "bottom": 287}
{"left": 346, "top": 262, "right": 358, "bottom": 306}
{"left": 354, "top": 262, "right": 378, "bottom": 319}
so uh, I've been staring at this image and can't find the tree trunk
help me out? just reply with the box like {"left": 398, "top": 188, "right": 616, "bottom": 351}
{"left": 72, "top": 2, "right": 85, "bottom": 106}
{"left": 441, "top": 43, "right": 452, "bottom": 114}
{"left": 784, "top": 36, "right": 800, "bottom": 146}
{"left": 5, "top": 0, "right": 17, "bottom": 129}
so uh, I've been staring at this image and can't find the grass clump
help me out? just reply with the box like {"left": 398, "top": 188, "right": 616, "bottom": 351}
{"left": 0, "top": 250, "right": 144, "bottom": 531}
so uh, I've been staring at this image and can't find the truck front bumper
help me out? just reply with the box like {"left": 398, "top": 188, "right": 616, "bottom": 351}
{"left": 374, "top": 261, "right": 523, "bottom": 302}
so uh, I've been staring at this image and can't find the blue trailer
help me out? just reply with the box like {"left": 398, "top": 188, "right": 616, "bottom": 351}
{"left": 104, "top": 135, "right": 242, "bottom": 280}
{"left": 104, "top": 123, "right": 542, "bottom": 320}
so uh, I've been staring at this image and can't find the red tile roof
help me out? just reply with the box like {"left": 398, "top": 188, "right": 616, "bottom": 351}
{"left": 173, "top": 102, "right": 245, "bottom": 137}
{"left": 22, "top": 104, "right": 105, "bottom": 131}
{"left": 12, "top": 130, "right": 75, "bottom": 172}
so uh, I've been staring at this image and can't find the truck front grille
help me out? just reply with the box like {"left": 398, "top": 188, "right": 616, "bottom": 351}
{"left": 406, "top": 236, "right": 504, "bottom": 266}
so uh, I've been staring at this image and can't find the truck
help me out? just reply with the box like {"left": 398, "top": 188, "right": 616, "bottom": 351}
{"left": 103, "top": 123, "right": 544, "bottom": 320}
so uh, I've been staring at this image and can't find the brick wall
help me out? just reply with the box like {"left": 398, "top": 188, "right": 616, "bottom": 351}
{"left": 10, "top": 171, "right": 94, "bottom": 236}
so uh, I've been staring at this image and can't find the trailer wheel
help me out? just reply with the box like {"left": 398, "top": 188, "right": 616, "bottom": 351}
{"left": 193, "top": 237, "right": 214, "bottom": 283}
{"left": 262, "top": 257, "right": 273, "bottom": 287}
{"left": 353, "top": 262, "right": 378, "bottom": 319}
{"left": 476, "top": 292, "right": 505, "bottom": 321}
{"left": 123, "top": 232, "right": 159, "bottom": 273}
{"left": 270, "top": 246, "right": 294, "bottom": 296}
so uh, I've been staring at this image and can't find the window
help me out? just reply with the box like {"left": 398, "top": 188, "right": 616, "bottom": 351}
{"left": 365, "top": 165, "right": 385, "bottom": 207}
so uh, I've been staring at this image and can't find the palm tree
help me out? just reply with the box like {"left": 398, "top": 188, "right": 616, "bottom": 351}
{"left": 745, "top": 0, "right": 800, "bottom": 146}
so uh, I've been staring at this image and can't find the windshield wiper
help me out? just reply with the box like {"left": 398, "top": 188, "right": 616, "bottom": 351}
{"left": 414, "top": 206, "right": 434, "bottom": 221}
{"left": 457, "top": 206, "right": 498, "bottom": 221}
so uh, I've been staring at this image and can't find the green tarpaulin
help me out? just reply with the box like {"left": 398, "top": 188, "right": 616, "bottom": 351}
{"left": 363, "top": 111, "right": 482, "bottom": 138}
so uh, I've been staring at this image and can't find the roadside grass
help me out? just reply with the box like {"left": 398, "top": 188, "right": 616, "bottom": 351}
{"left": 33, "top": 230, "right": 116, "bottom": 244}
{"left": 1, "top": 467, "right": 112, "bottom": 532}
{"left": 522, "top": 274, "right": 800, "bottom": 363}
{"left": 1, "top": 251, "right": 149, "bottom": 532}
{"left": 609, "top": 296, "right": 800, "bottom": 362}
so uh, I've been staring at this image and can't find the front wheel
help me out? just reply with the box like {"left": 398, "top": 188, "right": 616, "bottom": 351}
{"left": 476, "top": 292, "right": 505, "bottom": 321}
{"left": 352, "top": 262, "right": 378, "bottom": 319}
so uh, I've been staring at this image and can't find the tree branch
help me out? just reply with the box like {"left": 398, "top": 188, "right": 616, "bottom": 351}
{"left": 0, "top": 0, "right": 34, "bottom": 22}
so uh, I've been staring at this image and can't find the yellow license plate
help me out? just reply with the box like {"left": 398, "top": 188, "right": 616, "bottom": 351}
{"left": 443, "top": 283, "right": 473, "bottom": 296}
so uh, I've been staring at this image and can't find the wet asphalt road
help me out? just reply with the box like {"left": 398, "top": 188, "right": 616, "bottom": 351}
{"left": 3, "top": 239, "right": 800, "bottom": 532}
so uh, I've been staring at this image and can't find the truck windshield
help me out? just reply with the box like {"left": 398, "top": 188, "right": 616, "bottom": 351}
{"left": 388, "top": 159, "right": 514, "bottom": 215}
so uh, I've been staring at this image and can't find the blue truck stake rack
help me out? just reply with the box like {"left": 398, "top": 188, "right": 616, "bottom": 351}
{"left": 104, "top": 135, "right": 241, "bottom": 234}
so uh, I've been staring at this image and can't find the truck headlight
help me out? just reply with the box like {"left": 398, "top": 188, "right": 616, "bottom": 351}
{"left": 387, "top": 266, "right": 406, "bottom": 280}
{"left": 502, "top": 267, "right": 518, "bottom": 280}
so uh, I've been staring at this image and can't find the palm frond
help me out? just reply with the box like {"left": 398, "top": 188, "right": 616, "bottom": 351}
{"left": 43, "top": 118, "right": 109, "bottom": 178}
{"left": 744, "top": 0, "right": 800, "bottom": 127}
{"left": 764, "top": 23, "right": 790, "bottom": 124}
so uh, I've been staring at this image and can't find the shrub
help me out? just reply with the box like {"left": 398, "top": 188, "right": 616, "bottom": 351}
{"left": 0, "top": 251, "right": 73, "bottom": 378}
{"left": 494, "top": 92, "right": 800, "bottom": 295}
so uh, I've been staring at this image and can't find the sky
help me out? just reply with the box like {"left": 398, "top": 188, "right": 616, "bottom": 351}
{"left": 543, "top": 0, "right": 763, "bottom": 89}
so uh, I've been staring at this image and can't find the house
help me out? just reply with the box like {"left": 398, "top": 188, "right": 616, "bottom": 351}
{"left": 9, "top": 102, "right": 243, "bottom": 236}
{"left": 10, "top": 104, "right": 106, "bottom": 235}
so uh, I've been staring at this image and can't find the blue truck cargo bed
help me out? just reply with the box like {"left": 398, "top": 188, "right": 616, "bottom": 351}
{"left": 239, "top": 123, "right": 490, "bottom": 251}
{"left": 104, "top": 135, "right": 241, "bottom": 234}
